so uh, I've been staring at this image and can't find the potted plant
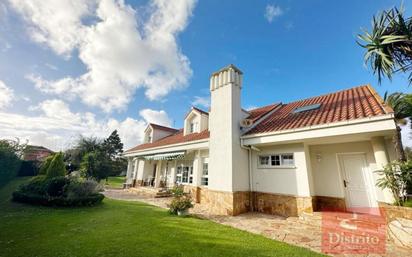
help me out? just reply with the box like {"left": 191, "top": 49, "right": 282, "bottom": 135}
{"left": 168, "top": 185, "right": 193, "bottom": 216}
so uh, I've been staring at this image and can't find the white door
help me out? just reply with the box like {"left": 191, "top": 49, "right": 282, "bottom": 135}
{"left": 338, "top": 154, "right": 375, "bottom": 209}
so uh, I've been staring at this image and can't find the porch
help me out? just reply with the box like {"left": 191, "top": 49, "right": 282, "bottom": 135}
{"left": 125, "top": 149, "right": 209, "bottom": 192}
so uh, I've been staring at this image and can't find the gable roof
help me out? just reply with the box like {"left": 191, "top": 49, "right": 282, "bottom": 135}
{"left": 246, "top": 85, "right": 392, "bottom": 135}
{"left": 125, "top": 129, "right": 209, "bottom": 153}
{"left": 147, "top": 123, "right": 179, "bottom": 133}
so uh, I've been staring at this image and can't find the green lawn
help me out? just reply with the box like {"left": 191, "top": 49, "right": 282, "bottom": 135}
{"left": 103, "top": 176, "right": 126, "bottom": 189}
{"left": 0, "top": 178, "right": 323, "bottom": 257}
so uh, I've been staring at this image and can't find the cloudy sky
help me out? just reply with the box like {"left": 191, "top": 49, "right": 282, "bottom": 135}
{"left": 0, "top": 0, "right": 411, "bottom": 151}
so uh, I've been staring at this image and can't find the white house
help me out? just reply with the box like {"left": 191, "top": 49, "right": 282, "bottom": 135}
{"left": 124, "top": 64, "right": 397, "bottom": 217}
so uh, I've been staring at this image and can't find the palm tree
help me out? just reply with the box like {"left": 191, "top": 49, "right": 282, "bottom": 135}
{"left": 383, "top": 92, "right": 411, "bottom": 161}
{"left": 358, "top": 5, "right": 412, "bottom": 83}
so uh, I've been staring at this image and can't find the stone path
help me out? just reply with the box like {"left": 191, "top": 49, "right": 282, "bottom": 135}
{"left": 104, "top": 189, "right": 411, "bottom": 257}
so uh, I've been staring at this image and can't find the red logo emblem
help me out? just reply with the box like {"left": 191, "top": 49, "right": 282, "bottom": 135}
{"left": 321, "top": 208, "right": 386, "bottom": 254}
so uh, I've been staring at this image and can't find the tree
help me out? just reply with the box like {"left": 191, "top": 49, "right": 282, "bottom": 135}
{"left": 383, "top": 92, "right": 412, "bottom": 161}
{"left": 65, "top": 136, "right": 102, "bottom": 170}
{"left": 80, "top": 151, "right": 110, "bottom": 182}
{"left": 38, "top": 154, "right": 55, "bottom": 175}
{"left": 0, "top": 139, "right": 25, "bottom": 186}
{"left": 102, "top": 130, "right": 123, "bottom": 159}
{"left": 46, "top": 152, "right": 66, "bottom": 178}
{"left": 358, "top": 5, "right": 412, "bottom": 83}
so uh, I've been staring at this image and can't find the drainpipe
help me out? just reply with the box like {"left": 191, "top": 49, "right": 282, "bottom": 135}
{"left": 240, "top": 139, "right": 260, "bottom": 212}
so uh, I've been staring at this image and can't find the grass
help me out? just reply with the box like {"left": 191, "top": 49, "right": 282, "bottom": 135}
{"left": 0, "top": 178, "right": 324, "bottom": 257}
{"left": 103, "top": 176, "right": 126, "bottom": 189}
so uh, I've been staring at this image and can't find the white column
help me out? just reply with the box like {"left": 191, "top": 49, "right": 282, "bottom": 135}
{"left": 136, "top": 160, "right": 145, "bottom": 185}
{"left": 169, "top": 160, "right": 177, "bottom": 187}
{"left": 192, "top": 150, "right": 202, "bottom": 186}
{"left": 133, "top": 159, "right": 138, "bottom": 180}
{"left": 371, "top": 136, "right": 394, "bottom": 203}
{"left": 126, "top": 158, "right": 133, "bottom": 180}
{"left": 154, "top": 161, "right": 162, "bottom": 188}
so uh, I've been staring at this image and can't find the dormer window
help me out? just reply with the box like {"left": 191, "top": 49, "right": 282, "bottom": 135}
{"left": 147, "top": 135, "right": 152, "bottom": 143}
{"left": 184, "top": 107, "right": 209, "bottom": 136}
{"left": 190, "top": 122, "right": 198, "bottom": 133}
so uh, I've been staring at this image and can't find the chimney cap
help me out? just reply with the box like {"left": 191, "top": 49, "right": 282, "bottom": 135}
{"left": 211, "top": 64, "right": 243, "bottom": 77}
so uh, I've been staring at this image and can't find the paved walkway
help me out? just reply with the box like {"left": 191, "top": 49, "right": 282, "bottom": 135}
{"left": 104, "top": 189, "right": 410, "bottom": 257}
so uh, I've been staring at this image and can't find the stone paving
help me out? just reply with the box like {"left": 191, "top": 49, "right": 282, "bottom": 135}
{"left": 104, "top": 189, "right": 411, "bottom": 257}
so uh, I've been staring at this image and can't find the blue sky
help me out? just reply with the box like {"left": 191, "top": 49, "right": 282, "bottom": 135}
{"left": 0, "top": 0, "right": 411, "bottom": 150}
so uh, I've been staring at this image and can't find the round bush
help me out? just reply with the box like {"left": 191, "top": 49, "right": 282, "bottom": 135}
{"left": 12, "top": 176, "right": 104, "bottom": 207}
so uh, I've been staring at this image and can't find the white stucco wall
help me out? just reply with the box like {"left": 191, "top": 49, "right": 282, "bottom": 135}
{"left": 251, "top": 143, "right": 311, "bottom": 196}
{"left": 309, "top": 140, "right": 393, "bottom": 203}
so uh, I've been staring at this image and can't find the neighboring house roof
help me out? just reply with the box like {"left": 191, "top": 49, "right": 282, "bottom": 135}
{"left": 246, "top": 85, "right": 392, "bottom": 135}
{"left": 126, "top": 129, "right": 210, "bottom": 153}
{"left": 23, "top": 145, "right": 54, "bottom": 161}
{"left": 148, "top": 123, "right": 179, "bottom": 133}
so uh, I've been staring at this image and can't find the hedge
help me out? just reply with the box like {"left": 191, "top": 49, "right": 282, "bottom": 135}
{"left": 12, "top": 191, "right": 104, "bottom": 207}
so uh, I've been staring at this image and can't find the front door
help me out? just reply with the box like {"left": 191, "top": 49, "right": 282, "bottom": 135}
{"left": 338, "top": 154, "right": 376, "bottom": 209}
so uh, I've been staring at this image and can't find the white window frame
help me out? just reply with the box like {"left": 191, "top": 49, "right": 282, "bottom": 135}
{"left": 201, "top": 158, "right": 209, "bottom": 186}
{"left": 258, "top": 153, "right": 295, "bottom": 168}
{"left": 190, "top": 122, "right": 198, "bottom": 133}
{"left": 175, "top": 162, "right": 193, "bottom": 185}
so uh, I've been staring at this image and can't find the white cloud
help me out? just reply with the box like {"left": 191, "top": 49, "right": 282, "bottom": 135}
{"left": 0, "top": 80, "right": 14, "bottom": 109}
{"left": 0, "top": 99, "right": 171, "bottom": 151}
{"left": 192, "top": 96, "right": 210, "bottom": 109}
{"left": 264, "top": 4, "right": 283, "bottom": 23}
{"left": 139, "top": 109, "right": 172, "bottom": 127}
{"left": 9, "top": 0, "right": 196, "bottom": 112}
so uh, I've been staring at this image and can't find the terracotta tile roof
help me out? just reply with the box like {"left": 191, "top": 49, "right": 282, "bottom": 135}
{"left": 149, "top": 123, "right": 179, "bottom": 133}
{"left": 125, "top": 129, "right": 209, "bottom": 153}
{"left": 247, "top": 103, "right": 281, "bottom": 122}
{"left": 246, "top": 85, "right": 392, "bottom": 135}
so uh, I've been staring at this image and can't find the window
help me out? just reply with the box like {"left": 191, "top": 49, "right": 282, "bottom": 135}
{"left": 201, "top": 160, "right": 208, "bottom": 186}
{"left": 293, "top": 103, "right": 321, "bottom": 114}
{"left": 258, "top": 154, "right": 295, "bottom": 168}
{"left": 182, "top": 167, "right": 189, "bottom": 183}
{"left": 176, "top": 166, "right": 182, "bottom": 183}
{"left": 190, "top": 122, "right": 198, "bottom": 133}
{"left": 176, "top": 163, "right": 193, "bottom": 184}
{"left": 147, "top": 135, "right": 152, "bottom": 143}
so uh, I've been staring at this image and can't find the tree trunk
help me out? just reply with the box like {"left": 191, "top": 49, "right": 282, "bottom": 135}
{"left": 393, "top": 125, "right": 406, "bottom": 161}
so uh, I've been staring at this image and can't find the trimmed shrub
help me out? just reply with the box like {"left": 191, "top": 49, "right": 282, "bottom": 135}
{"left": 65, "top": 179, "right": 103, "bottom": 199}
{"left": 12, "top": 175, "right": 104, "bottom": 207}
{"left": 46, "top": 153, "right": 66, "bottom": 178}
{"left": 38, "top": 155, "right": 54, "bottom": 175}
{"left": 17, "top": 175, "right": 48, "bottom": 195}
{"left": 0, "top": 141, "right": 22, "bottom": 186}
{"left": 46, "top": 177, "right": 70, "bottom": 197}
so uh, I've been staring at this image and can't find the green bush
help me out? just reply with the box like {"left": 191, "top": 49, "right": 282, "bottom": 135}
{"left": 46, "top": 177, "right": 70, "bottom": 197}
{"left": 46, "top": 153, "right": 66, "bottom": 178}
{"left": 0, "top": 140, "right": 22, "bottom": 187}
{"left": 12, "top": 175, "right": 104, "bottom": 207}
{"left": 12, "top": 190, "right": 104, "bottom": 207}
{"left": 38, "top": 155, "right": 54, "bottom": 175}
{"left": 65, "top": 179, "right": 103, "bottom": 199}
{"left": 17, "top": 175, "right": 48, "bottom": 195}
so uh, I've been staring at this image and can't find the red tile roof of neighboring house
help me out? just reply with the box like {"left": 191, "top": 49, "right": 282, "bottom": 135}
{"left": 125, "top": 129, "right": 210, "bottom": 153}
{"left": 148, "top": 123, "right": 179, "bottom": 133}
{"left": 246, "top": 85, "right": 393, "bottom": 135}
